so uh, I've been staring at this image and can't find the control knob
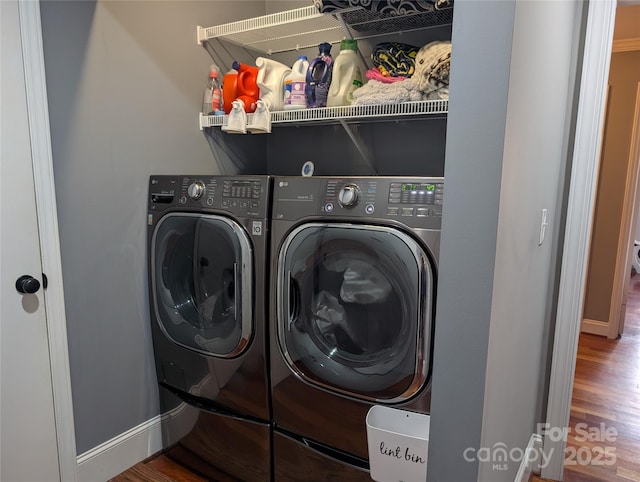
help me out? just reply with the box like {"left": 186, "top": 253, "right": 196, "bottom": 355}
{"left": 188, "top": 181, "right": 206, "bottom": 200}
{"left": 338, "top": 184, "right": 360, "bottom": 208}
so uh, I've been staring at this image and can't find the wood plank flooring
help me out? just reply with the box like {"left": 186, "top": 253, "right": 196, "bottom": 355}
{"left": 561, "top": 274, "right": 640, "bottom": 482}
{"left": 110, "top": 453, "right": 207, "bottom": 482}
{"left": 113, "top": 277, "right": 640, "bottom": 481}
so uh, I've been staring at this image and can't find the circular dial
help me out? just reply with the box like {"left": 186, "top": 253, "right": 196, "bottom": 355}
{"left": 338, "top": 183, "right": 360, "bottom": 207}
{"left": 187, "top": 181, "right": 206, "bottom": 200}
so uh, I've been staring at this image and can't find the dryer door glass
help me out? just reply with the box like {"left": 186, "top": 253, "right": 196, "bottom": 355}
{"left": 152, "top": 213, "right": 253, "bottom": 357}
{"left": 277, "top": 223, "right": 434, "bottom": 402}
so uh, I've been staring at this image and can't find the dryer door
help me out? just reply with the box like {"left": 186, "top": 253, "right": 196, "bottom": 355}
{"left": 277, "top": 223, "right": 435, "bottom": 403}
{"left": 152, "top": 213, "right": 253, "bottom": 357}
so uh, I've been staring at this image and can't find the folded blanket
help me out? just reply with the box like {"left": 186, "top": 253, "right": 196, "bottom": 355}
{"left": 313, "top": 0, "right": 453, "bottom": 15}
{"left": 414, "top": 41, "right": 451, "bottom": 93}
{"left": 371, "top": 42, "right": 419, "bottom": 78}
{"left": 366, "top": 68, "right": 406, "bottom": 83}
{"left": 352, "top": 78, "right": 448, "bottom": 105}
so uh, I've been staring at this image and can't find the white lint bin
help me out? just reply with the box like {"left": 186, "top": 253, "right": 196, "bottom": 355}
{"left": 366, "top": 405, "right": 430, "bottom": 482}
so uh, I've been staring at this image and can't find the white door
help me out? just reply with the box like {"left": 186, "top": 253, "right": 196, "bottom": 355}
{"left": 1, "top": 1, "right": 62, "bottom": 480}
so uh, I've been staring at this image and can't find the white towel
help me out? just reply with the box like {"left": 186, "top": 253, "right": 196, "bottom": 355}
{"left": 352, "top": 78, "right": 448, "bottom": 105}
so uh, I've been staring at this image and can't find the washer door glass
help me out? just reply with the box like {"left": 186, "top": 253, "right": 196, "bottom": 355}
{"left": 277, "top": 223, "right": 434, "bottom": 402}
{"left": 152, "top": 213, "right": 253, "bottom": 357}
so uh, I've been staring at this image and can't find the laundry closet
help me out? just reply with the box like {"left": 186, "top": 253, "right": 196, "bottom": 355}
{"left": 39, "top": 1, "right": 587, "bottom": 481}
{"left": 145, "top": 2, "right": 452, "bottom": 479}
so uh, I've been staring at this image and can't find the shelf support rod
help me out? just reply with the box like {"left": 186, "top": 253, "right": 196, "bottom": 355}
{"left": 335, "top": 12, "right": 353, "bottom": 39}
{"left": 334, "top": 13, "right": 369, "bottom": 69}
{"left": 338, "top": 119, "right": 377, "bottom": 174}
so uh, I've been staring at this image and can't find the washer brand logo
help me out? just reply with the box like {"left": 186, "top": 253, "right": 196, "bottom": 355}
{"left": 252, "top": 221, "right": 263, "bottom": 236}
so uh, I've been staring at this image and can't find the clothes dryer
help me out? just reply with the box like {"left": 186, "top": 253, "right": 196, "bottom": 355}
{"left": 147, "top": 175, "right": 271, "bottom": 481}
{"left": 269, "top": 176, "right": 442, "bottom": 480}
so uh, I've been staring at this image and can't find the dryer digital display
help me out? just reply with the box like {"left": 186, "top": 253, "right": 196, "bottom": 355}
{"left": 390, "top": 182, "right": 444, "bottom": 205}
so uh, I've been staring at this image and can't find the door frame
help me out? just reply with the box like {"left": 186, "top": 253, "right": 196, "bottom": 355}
{"left": 542, "top": 0, "right": 617, "bottom": 479}
{"left": 18, "top": 2, "right": 77, "bottom": 480}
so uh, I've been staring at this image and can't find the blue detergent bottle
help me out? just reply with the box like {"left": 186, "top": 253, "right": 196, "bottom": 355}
{"left": 305, "top": 42, "right": 333, "bottom": 108}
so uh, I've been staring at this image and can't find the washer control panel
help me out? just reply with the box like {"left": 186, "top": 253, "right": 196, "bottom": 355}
{"left": 324, "top": 178, "right": 377, "bottom": 214}
{"left": 273, "top": 176, "right": 444, "bottom": 229}
{"left": 386, "top": 181, "right": 444, "bottom": 218}
{"left": 148, "top": 175, "right": 270, "bottom": 219}
{"left": 323, "top": 178, "right": 443, "bottom": 218}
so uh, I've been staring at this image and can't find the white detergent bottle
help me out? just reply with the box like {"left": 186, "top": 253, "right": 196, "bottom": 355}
{"left": 284, "top": 56, "right": 309, "bottom": 109}
{"left": 327, "top": 39, "right": 363, "bottom": 107}
{"left": 256, "top": 57, "right": 291, "bottom": 111}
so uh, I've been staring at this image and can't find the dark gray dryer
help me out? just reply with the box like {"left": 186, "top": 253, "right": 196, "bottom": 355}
{"left": 147, "top": 175, "right": 271, "bottom": 481}
{"left": 269, "top": 176, "right": 442, "bottom": 481}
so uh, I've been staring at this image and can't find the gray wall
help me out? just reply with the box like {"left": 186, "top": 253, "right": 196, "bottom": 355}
{"left": 426, "top": 3, "right": 515, "bottom": 480}
{"left": 478, "top": 2, "right": 584, "bottom": 481}
{"left": 428, "top": 1, "right": 585, "bottom": 481}
{"left": 40, "top": 0, "right": 264, "bottom": 454}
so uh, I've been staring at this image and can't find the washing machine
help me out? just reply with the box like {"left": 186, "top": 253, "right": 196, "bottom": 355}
{"left": 269, "top": 176, "right": 442, "bottom": 480}
{"left": 147, "top": 175, "right": 271, "bottom": 481}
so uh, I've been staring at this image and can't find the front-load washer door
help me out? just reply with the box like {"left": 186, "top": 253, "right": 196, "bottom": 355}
{"left": 152, "top": 213, "right": 253, "bottom": 358}
{"left": 277, "top": 223, "right": 435, "bottom": 403}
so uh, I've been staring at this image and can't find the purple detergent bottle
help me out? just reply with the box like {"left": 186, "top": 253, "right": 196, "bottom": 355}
{"left": 305, "top": 42, "right": 333, "bottom": 108}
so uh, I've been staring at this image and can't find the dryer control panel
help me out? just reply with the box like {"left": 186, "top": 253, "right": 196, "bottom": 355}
{"left": 148, "top": 175, "right": 271, "bottom": 219}
{"left": 272, "top": 176, "right": 444, "bottom": 230}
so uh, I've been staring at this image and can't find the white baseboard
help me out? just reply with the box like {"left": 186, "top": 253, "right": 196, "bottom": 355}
{"left": 76, "top": 415, "right": 163, "bottom": 482}
{"left": 612, "top": 37, "right": 640, "bottom": 53}
{"left": 581, "top": 318, "right": 609, "bottom": 336}
{"left": 514, "top": 433, "right": 543, "bottom": 482}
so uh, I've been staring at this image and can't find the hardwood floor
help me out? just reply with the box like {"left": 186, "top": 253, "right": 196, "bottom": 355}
{"left": 561, "top": 274, "right": 640, "bottom": 482}
{"left": 110, "top": 453, "right": 208, "bottom": 482}
{"left": 114, "top": 278, "right": 640, "bottom": 481}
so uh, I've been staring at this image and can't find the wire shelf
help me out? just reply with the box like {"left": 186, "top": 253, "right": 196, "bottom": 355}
{"left": 199, "top": 100, "right": 448, "bottom": 130}
{"left": 196, "top": 5, "right": 453, "bottom": 55}
{"left": 197, "top": 5, "right": 452, "bottom": 131}
{"left": 197, "top": 6, "right": 346, "bottom": 54}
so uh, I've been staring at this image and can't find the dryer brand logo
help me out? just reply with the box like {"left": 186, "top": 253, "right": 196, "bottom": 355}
{"left": 252, "top": 221, "right": 263, "bottom": 236}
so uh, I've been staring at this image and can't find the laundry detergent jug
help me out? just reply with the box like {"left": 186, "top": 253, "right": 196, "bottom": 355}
{"left": 327, "top": 39, "right": 363, "bottom": 107}
{"left": 305, "top": 42, "right": 333, "bottom": 108}
{"left": 224, "top": 61, "right": 260, "bottom": 113}
{"left": 222, "top": 68, "right": 238, "bottom": 114}
{"left": 284, "top": 56, "right": 309, "bottom": 109}
{"left": 233, "top": 61, "right": 260, "bottom": 98}
{"left": 256, "top": 57, "right": 291, "bottom": 111}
